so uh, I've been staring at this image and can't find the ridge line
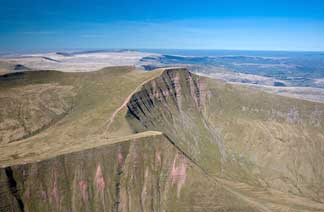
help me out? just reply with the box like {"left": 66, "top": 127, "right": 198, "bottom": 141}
{"left": 105, "top": 67, "right": 185, "bottom": 131}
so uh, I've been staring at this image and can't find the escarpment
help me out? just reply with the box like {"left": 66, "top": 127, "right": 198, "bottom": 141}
{"left": 1, "top": 67, "right": 324, "bottom": 211}
{"left": 126, "top": 68, "right": 324, "bottom": 203}
{"left": 126, "top": 68, "right": 225, "bottom": 176}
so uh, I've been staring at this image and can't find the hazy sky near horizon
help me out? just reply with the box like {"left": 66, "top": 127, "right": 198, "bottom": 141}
{"left": 1, "top": 0, "right": 324, "bottom": 52}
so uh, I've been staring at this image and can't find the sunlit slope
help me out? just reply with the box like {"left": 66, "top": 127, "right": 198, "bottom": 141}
{"left": 0, "top": 132, "right": 260, "bottom": 212}
{"left": 0, "top": 67, "right": 162, "bottom": 146}
{"left": 126, "top": 68, "right": 324, "bottom": 206}
{"left": 1, "top": 67, "right": 324, "bottom": 211}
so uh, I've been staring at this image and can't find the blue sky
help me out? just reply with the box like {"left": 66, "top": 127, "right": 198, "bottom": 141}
{"left": 1, "top": 0, "right": 324, "bottom": 52}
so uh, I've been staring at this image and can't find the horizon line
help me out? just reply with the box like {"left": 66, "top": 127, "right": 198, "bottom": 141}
{"left": 1, "top": 47, "right": 324, "bottom": 55}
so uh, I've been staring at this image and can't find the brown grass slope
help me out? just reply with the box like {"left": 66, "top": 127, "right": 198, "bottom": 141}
{"left": 0, "top": 67, "right": 324, "bottom": 211}
{"left": 0, "top": 132, "right": 261, "bottom": 212}
{"left": 0, "top": 67, "right": 162, "bottom": 146}
{"left": 0, "top": 67, "right": 259, "bottom": 212}
{"left": 126, "top": 68, "right": 324, "bottom": 210}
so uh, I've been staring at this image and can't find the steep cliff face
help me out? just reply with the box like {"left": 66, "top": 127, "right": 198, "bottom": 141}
{"left": 0, "top": 133, "right": 258, "bottom": 212}
{"left": 127, "top": 68, "right": 224, "bottom": 176}
{"left": 126, "top": 68, "right": 324, "bottom": 203}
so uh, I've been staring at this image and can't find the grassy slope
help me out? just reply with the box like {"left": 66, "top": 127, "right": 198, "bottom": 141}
{"left": 125, "top": 68, "right": 324, "bottom": 210}
{"left": 0, "top": 67, "right": 162, "bottom": 164}
{"left": 0, "top": 67, "right": 261, "bottom": 211}
{"left": 0, "top": 133, "right": 260, "bottom": 212}
{"left": 203, "top": 77, "right": 324, "bottom": 210}
{"left": 1, "top": 67, "right": 324, "bottom": 211}
{"left": 205, "top": 77, "right": 324, "bottom": 193}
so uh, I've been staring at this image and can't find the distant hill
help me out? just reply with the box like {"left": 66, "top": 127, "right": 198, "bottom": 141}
{"left": 0, "top": 61, "right": 30, "bottom": 75}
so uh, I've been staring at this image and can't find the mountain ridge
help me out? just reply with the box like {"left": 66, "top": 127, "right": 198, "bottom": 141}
{"left": 0, "top": 67, "right": 324, "bottom": 211}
